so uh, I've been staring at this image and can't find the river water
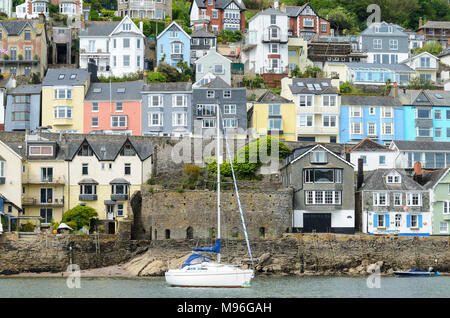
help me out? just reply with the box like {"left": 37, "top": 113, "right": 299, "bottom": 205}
{"left": 0, "top": 276, "right": 448, "bottom": 298}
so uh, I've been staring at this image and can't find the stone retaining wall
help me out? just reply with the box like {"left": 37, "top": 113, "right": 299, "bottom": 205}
{"left": 1, "top": 233, "right": 449, "bottom": 276}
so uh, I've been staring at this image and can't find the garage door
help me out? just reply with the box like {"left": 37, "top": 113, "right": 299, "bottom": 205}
{"left": 303, "top": 213, "right": 331, "bottom": 233}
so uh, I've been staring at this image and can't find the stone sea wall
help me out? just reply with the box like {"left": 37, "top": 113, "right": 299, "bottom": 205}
{"left": 1, "top": 233, "right": 449, "bottom": 276}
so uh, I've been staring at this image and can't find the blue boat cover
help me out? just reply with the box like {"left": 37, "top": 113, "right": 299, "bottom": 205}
{"left": 192, "top": 239, "right": 221, "bottom": 254}
{"left": 181, "top": 254, "right": 211, "bottom": 268}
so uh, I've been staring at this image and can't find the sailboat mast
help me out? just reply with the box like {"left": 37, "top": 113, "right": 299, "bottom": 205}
{"left": 216, "top": 100, "right": 221, "bottom": 264}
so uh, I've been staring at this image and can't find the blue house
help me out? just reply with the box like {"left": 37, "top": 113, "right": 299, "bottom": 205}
{"left": 399, "top": 89, "right": 450, "bottom": 142}
{"left": 156, "top": 21, "right": 191, "bottom": 69}
{"left": 4, "top": 84, "right": 42, "bottom": 133}
{"left": 339, "top": 95, "right": 404, "bottom": 145}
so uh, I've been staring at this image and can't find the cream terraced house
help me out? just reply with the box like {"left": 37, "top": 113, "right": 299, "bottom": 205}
{"left": 65, "top": 137, "right": 152, "bottom": 232}
{"left": 281, "top": 77, "right": 340, "bottom": 143}
{"left": 0, "top": 132, "right": 153, "bottom": 233}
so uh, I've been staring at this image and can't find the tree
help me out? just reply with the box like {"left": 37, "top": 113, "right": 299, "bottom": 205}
{"left": 62, "top": 205, "right": 98, "bottom": 231}
{"left": 322, "top": 6, "right": 358, "bottom": 35}
{"left": 407, "top": 76, "right": 436, "bottom": 89}
{"left": 147, "top": 72, "right": 167, "bottom": 82}
{"left": 414, "top": 40, "right": 443, "bottom": 56}
{"left": 156, "top": 62, "right": 181, "bottom": 82}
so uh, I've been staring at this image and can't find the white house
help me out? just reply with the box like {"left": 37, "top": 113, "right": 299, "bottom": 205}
{"left": 195, "top": 48, "right": 232, "bottom": 85}
{"left": 401, "top": 51, "right": 440, "bottom": 82}
{"left": 348, "top": 138, "right": 396, "bottom": 171}
{"left": 242, "top": 7, "right": 289, "bottom": 74}
{"left": 79, "top": 16, "right": 145, "bottom": 78}
{"left": 0, "top": 0, "right": 12, "bottom": 18}
{"left": 15, "top": 0, "right": 49, "bottom": 19}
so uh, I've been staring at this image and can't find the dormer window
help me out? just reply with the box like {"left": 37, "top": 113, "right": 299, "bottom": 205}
{"left": 58, "top": 74, "right": 65, "bottom": 80}
{"left": 78, "top": 143, "right": 94, "bottom": 156}
{"left": 386, "top": 172, "right": 401, "bottom": 184}
{"left": 310, "top": 150, "right": 327, "bottom": 164}
{"left": 28, "top": 145, "right": 54, "bottom": 156}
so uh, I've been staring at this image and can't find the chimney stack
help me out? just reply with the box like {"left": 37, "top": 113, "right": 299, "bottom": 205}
{"left": 419, "top": 17, "right": 423, "bottom": 28}
{"left": 140, "top": 20, "right": 143, "bottom": 33}
{"left": 392, "top": 81, "right": 398, "bottom": 97}
{"left": 413, "top": 161, "right": 423, "bottom": 185}
{"left": 357, "top": 158, "right": 364, "bottom": 190}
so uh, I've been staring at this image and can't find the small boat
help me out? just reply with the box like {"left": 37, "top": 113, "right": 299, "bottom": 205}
{"left": 394, "top": 267, "right": 440, "bottom": 277}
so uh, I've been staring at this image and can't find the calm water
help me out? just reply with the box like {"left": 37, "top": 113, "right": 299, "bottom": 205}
{"left": 0, "top": 276, "right": 449, "bottom": 298}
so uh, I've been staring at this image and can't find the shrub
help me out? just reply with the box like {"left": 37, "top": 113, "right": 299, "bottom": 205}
{"left": 62, "top": 205, "right": 98, "bottom": 231}
{"left": 20, "top": 221, "right": 35, "bottom": 232}
{"left": 183, "top": 165, "right": 201, "bottom": 183}
{"left": 148, "top": 186, "right": 154, "bottom": 193}
{"left": 176, "top": 187, "right": 184, "bottom": 193}
{"left": 147, "top": 71, "right": 166, "bottom": 82}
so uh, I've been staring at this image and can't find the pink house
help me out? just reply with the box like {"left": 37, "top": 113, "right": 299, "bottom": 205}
{"left": 84, "top": 81, "right": 144, "bottom": 135}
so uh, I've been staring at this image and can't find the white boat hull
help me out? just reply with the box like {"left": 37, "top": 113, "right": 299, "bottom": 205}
{"left": 165, "top": 263, "right": 254, "bottom": 288}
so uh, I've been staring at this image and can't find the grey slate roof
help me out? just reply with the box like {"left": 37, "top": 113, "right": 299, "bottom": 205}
{"left": 42, "top": 69, "right": 91, "bottom": 86}
{"left": 349, "top": 138, "right": 394, "bottom": 152}
{"left": 288, "top": 78, "right": 338, "bottom": 95}
{"left": 193, "top": 0, "right": 245, "bottom": 10}
{"left": 9, "top": 84, "right": 42, "bottom": 95}
{"left": 1, "top": 133, "right": 152, "bottom": 162}
{"left": 66, "top": 137, "right": 153, "bottom": 161}
{"left": 360, "top": 22, "right": 407, "bottom": 36}
{"left": 422, "top": 168, "right": 448, "bottom": 190}
{"left": 248, "top": 7, "right": 287, "bottom": 23}
{"left": 80, "top": 21, "right": 120, "bottom": 37}
{"left": 341, "top": 95, "right": 401, "bottom": 107}
{"left": 418, "top": 21, "right": 450, "bottom": 30}
{"left": 256, "top": 90, "right": 292, "bottom": 103}
{"left": 360, "top": 168, "right": 424, "bottom": 191}
{"left": 397, "top": 90, "right": 450, "bottom": 107}
{"left": 438, "top": 46, "right": 450, "bottom": 58}
{"left": 0, "top": 20, "right": 34, "bottom": 35}
{"left": 200, "top": 76, "right": 231, "bottom": 88}
{"left": 85, "top": 81, "right": 144, "bottom": 101}
{"left": 392, "top": 140, "right": 450, "bottom": 151}
{"left": 285, "top": 5, "right": 305, "bottom": 17}
{"left": 143, "top": 82, "right": 192, "bottom": 92}
{"left": 191, "top": 29, "right": 216, "bottom": 38}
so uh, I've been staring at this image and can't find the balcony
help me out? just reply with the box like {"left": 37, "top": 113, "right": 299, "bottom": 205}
{"left": 262, "top": 32, "right": 288, "bottom": 43}
{"left": 261, "top": 67, "right": 288, "bottom": 74}
{"left": 129, "top": 0, "right": 155, "bottom": 10}
{"left": 79, "top": 194, "right": 98, "bottom": 201}
{"left": 80, "top": 48, "right": 110, "bottom": 55}
{"left": 22, "top": 176, "right": 66, "bottom": 185}
{"left": 22, "top": 197, "right": 64, "bottom": 207}
{"left": 111, "top": 194, "right": 129, "bottom": 201}
{"left": 0, "top": 58, "right": 39, "bottom": 64}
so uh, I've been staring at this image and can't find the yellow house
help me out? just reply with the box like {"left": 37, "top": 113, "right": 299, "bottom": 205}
{"left": 0, "top": 132, "right": 153, "bottom": 234}
{"left": 41, "top": 69, "right": 91, "bottom": 133}
{"left": 323, "top": 62, "right": 349, "bottom": 88}
{"left": 248, "top": 90, "right": 296, "bottom": 141}
{"left": 65, "top": 137, "right": 153, "bottom": 233}
{"left": 288, "top": 37, "right": 314, "bottom": 74}
{"left": 21, "top": 138, "right": 67, "bottom": 226}
{"left": 281, "top": 77, "right": 341, "bottom": 143}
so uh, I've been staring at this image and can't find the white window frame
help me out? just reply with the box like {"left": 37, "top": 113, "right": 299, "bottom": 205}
{"left": 111, "top": 115, "right": 127, "bottom": 128}
{"left": 305, "top": 190, "right": 341, "bottom": 205}
{"left": 351, "top": 106, "right": 362, "bottom": 117}
{"left": 299, "top": 95, "right": 313, "bottom": 107}
{"left": 351, "top": 122, "right": 362, "bottom": 135}
{"left": 54, "top": 106, "right": 72, "bottom": 119}
{"left": 224, "top": 119, "right": 238, "bottom": 129}
{"left": 298, "top": 114, "right": 313, "bottom": 127}
{"left": 54, "top": 88, "right": 72, "bottom": 100}
{"left": 368, "top": 122, "right": 376, "bottom": 136}
{"left": 224, "top": 104, "right": 236, "bottom": 114}
{"left": 373, "top": 39, "right": 382, "bottom": 49}
{"left": 393, "top": 193, "right": 402, "bottom": 206}
{"left": 373, "top": 192, "right": 389, "bottom": 206}
{"left": 389, "top": 39, "right": 398, "bottom": 50}
{"left": 173, "top": 95, "right": 186, "bottom": 107}
{"left": 149, "top": 112, "right": 163, "bottom": 126}
{"left": 149, "top": 95, "right": 163, "bottom": 107}
{"left": 223, "top": 90, "right": 231, "bottom": 98}
{"left": 406, "top": 193, "right": 422, "bottom": 207}
{"left": 172, "top": 112, "right": 187, "bottom": 126}
{"left": 322, "top": 95, "right": 336, "bottom": 107}
{"left": 91, "top": 117, "right": 98, "bottom": 127}
{"left": 322, "top": 115, "right": 336, "bottom": 127}
{"left": 382, "top": 122, "right": 393, "bottom": 135}
{"left": 443, "top": 200, "right": 450, "bottom": 214}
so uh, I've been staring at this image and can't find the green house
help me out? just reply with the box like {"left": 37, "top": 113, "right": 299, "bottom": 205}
{"left": 424, "top": 168, "right": 450, "bottom": 235}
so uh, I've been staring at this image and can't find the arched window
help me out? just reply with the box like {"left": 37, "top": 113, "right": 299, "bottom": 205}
{"left": 186, "top": 226, "right": 193, "bottom": 239}
{"left": 259, "top": 227, "right": 266, "bottom": 238}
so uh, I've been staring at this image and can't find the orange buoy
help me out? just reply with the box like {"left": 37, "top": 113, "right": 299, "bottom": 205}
{"left": 53, "top": 230, "right": 57, "bottom": 234}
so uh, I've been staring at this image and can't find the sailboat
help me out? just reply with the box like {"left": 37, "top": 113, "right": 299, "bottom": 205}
{"left": 165, "top": 102, "right": 255, "bottom": 288}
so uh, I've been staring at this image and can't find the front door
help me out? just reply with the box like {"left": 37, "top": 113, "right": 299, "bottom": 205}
{"left": 108, "top": 222, "right": 115, "bottom": 234}
{"left": 303, "top": 213, "right": 331, "bottom": 233}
